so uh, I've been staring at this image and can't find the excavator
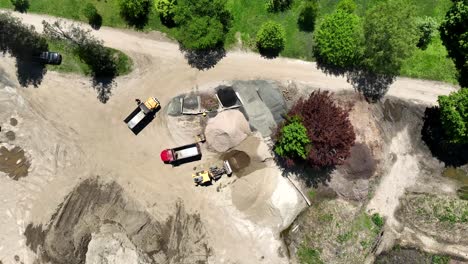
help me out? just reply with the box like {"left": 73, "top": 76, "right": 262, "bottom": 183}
{"left": 193, "top": 160, "right": 233, "bottom": 186}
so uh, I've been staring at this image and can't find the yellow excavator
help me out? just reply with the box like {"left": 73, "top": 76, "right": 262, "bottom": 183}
{"left": 193, "top": 160, "right": 232, "bottom": 186}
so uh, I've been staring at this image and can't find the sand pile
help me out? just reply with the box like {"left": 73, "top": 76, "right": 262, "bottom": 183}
{"left": 205, "top": 110, "right": 251, "bottom": 152}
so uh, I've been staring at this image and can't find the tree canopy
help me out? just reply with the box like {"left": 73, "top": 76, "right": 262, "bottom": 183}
{"left": 154, "top": 0, "right": 176, "bottom": 25}
{"left": 287, "top": 91, "right": 355, "bottom": 168}
{"left": 313, "top": 8, "right": 363, "bottom": 70}
{"left": 438, "top": 89, "right": 468, "bottom": 144}
{"left": 119, "top": 0, "right": 152, "bottom": 27}
{"left": 274, "top": 116, "right": 311, "bottom": 162}
{"left": 298, "top": 0, "right": 318, "bottom": 32}
{"left": 174, "top": 0, "right": 231, "bottom": 50}
{"left": 256, "top": 21, "right": 286, "bottom": 57}
{"left": 440, "top": 0, "right": 468, "bottom": 88}
{"left": 362, "top": 0, "right": 418, "bottom": 76}
{"left": 267, "top": 0, "right": 293, "bottom": 12}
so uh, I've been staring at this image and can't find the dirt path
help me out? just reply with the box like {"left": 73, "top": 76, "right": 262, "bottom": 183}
{"left": 0, "top": 10, "right": 461, "bottom": 264}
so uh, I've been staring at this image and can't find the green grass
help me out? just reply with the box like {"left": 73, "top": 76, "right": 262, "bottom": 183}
{"left": 46, "top": 39, "right": 133, "bottom": 76}
{"left": 0, "top": 0, "right": 459, "bottom": 83}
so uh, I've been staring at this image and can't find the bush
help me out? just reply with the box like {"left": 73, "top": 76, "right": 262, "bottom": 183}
{"left": 155, "top": 0, "right": 176, "bottom": 26}
{"left": 267, "top": 0, "right": 293, "bottom": 12}
{"left": 438, "top": 89, "right": 468, "bottom": 144}
{"left": 10, "top": 0, "right": 29, "bottom": 13}
{"left": 416, "top": 16, "right": 438, "bottom": 50}
{"left": 274, "top": 116, "right": 311, "bottom": 161}
{"left": 298, "top": 1, "right": 318, "bottom": 32}
{"left": 256, "top": 21, "right": 286, "bottom": 57}
{"left": 371, "top": 213, "right": 384, "bottom": 228}
{"left": 440, "top": 0, "right": 468, "bottom": 88}
{"left": 174, "top": 0, "right": 232, "bottom": 50}
{"left": 83, "top": 3, "right": 102, "bottom": 29}
{"left": 288, "top": 91, "right": 355, "bottom": 168}
{"left": 336, "top": 0, "right": 356, "bottom": 13}
{"left": 313, "top": 9, "right": 363, "bottom": 71}
{"left": 297, "top": 246, "right": 324, "bottom": 264}
{"left": 119, "top": 0, "right": 152, "bottom": 27}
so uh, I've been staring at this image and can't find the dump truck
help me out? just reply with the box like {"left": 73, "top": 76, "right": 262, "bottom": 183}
{"left": 193, "top": 160, "right": 232, "bottom": 186}
{"left": 124, "top": 97, "right": 160, "bottom": 130}
{"left": 160, "top": 143, "right": 202, "bottom": 164}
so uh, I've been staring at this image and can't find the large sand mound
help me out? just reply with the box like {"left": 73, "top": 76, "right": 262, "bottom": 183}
{"left": 205, "top": 110, "right": 251, "bottom": 152}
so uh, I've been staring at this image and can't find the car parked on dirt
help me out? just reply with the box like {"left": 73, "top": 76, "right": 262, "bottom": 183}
{"left": 38, "top": 51, "right": 62, "bottom": 65}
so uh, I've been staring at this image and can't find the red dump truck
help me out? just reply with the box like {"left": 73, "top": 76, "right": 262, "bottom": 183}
{"left": 160, "top": 143, "right": 202, "bottom": 164}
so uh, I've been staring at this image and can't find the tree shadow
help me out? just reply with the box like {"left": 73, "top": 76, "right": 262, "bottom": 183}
{"left": 159, "top": 15, "right": 176, "bottom": 28}
{"left": 92, "top": 77, "right": 115, "bottom": 104}
{"left": 346, "top": 70, "right": 395, "bottom": 102}
{"left": 258, "top": 47, "right": 281, "bottom": 59}
{"left": 15, "top": 58, "right": 47, "bottom": 87}
{"left": 180, "top": 46, "right": 226, "bottom": 71}
{"left": 315, "top": 60, "right": 348, "bottom": 77}
{"left": 421, "top": 106, "right": 468, "bottom": 167}
{"left": 12, "top": 0, "right": 29, "bottom": 13}
{"left": 89, "top": 14, "right": 103, "bottom": 30}
{"left": 276, "top": 157, "right": 334, "bottom": 188}
{"left": 121, "top": 9, "right": 150, "bottom": 30}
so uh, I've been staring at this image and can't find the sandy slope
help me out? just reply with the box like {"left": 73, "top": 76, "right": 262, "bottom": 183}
{"left": 0, "top": 10, "right": 461, "bottom": 264}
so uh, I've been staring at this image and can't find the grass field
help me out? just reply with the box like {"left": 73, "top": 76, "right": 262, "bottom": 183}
{"left": 46, "top": 39, "right": 133, "bottom": 76}
{"left": 0, "top": 0, "right": 458, "bottom": 83}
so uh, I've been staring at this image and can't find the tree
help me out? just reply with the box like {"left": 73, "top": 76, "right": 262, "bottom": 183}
{"left": 83, "top": 3, "right": 102, "bottom": 29}
{"left": 440, "top": 0, "right": 468, "bottom": 88}
{"left": 267, "top": 0, "right": 293, "bottom": 12}
{"left": 288, "top": 91, "right": 355, "bottom": 168}
{"left": 155, "top": 0, "right": 176, "bottom": 26}
{"left": 438, "top": 89, "right": 468, "bottom": 144}
{"left": 274, "top": 116, "right": 311, "bottom": 162}
{"left": 297, "top": 0, "right": 318, "bottom": 32}
{"left": 416, "top": 16, "right": 438, "bottom": 50}
{"left": 256, "top": 21, "right": 286, "bottom": 57}
{"left": 42, "top": 20, "right": 117, "bottom": 78}
{"left": 362, "top": 0, "right": 418, "bottom": 76}
{"left": 313, "top": 9, "right": 363, "bottom": 71}
{"left": 119, "top": 0, "right": 152, "bottom": 27}
{"left": 10, "top": 0, "right": 29, "bottom": 13}
{"left": 174, "top": 0, "right": 231, "bottom": 50}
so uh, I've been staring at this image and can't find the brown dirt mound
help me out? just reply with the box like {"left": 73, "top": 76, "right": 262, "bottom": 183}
{"left": 24, "top": 177, "right": 212, "bottom": 264}
{"left": 205, "top": 110, "right": 251, "bottom": 152}
{"left": 223, "top": 150, "right": 251, "bottom": 172}
{"left": 0, "top": 146, "right": 30, "bottom": 180}
{"left": 339, "top": 143, "right": 377, "bottom": 180}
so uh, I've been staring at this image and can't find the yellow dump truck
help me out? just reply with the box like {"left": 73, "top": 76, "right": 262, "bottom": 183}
{"left": 124, "top": 97, "right": 160, "bottom": 130}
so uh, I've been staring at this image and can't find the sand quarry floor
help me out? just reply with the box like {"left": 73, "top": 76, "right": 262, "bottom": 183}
{"left": 0, "top": 11, "right": 462, "bottom": 264}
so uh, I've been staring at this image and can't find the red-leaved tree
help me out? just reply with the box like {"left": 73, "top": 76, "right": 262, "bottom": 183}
{"left": 287, "top": 91, "right": 356, "bottom": 168}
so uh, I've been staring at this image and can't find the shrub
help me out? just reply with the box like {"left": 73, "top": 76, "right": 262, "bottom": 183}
{"left": 336, "top": 0, "right": 356, "bottom": 13}
{"left": 174, "top": 0, "right": 232, "bottom": 50}
{"left": 256, "top": 21, "right": 286, "bottom": 57}
{"left": 416, "top": 16, "right": 438, "bottom": 50}
{"left": 438, "top": 89, "right": 468, "bottom": 144}
{"left": 440, "top": 0, "right": 468, "bottom": 87}
{"left": 267, "top": 0, "right": 293, "bottom": 12}
{"left": 297, "top": 246, "right": 324, "bottom": 264}
{"left": 371, "top": 213, "right": 384, "bottom": 228}
{"left": 298, "top": 1, "right": 318, "bottom": 32}
{"left": 274, "top": 116, "right": 311, "bottom": 161}
{"left": 313, "top": 9, "right": 363, "bottom": 70}
{"left": 83, "top": 3, "right": 102, "bottom": 29}
{"left": 10, "top": 0, "right": 29, "bottom": 13}
{"left": 155, "top": 0, "right": 176, "bottom": 25}
{"left": 119, "top": 0, "right": 152, "bottom": 27}
{"left": 288, "top": 91, "right": 355, "bottom": 168}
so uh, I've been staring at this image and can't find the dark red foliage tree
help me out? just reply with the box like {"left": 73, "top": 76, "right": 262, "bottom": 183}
{"left": 289, "top": 91, "right": 356, "bottom": 168}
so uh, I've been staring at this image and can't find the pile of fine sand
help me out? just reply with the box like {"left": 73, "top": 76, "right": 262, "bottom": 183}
{"left": 205, "top": 110, "right": 251, "bottom": 152}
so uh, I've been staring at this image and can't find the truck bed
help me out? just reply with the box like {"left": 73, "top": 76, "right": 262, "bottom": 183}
{"left": 127, "top": 111, "right": 145, "bottom": 129}
{"left": 173, "top": 143, "right": 201, "bottom": 160}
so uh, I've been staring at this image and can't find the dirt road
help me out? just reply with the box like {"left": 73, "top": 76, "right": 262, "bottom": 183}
{"left": 0, "top": 10, "right": 460, "bottom": 264}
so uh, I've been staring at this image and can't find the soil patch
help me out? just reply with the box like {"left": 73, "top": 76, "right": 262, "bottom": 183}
{"left": 375, "top": 247, "right": 453, "bottom": 264}
{"left": 443, "top": 167, "right": 468, "bottom": 185}
{"left": 222, "top": 150, "right": 251, "bottom": 174}
{"left": 5, "top": 131, "right": 15, "bottom": 141}
{"left": 338, "top": 143, "right": 377, "bottom": 180}
{"left": 24, "top": 177, "right": 212, "bottom": 264}
{"left": 9, "top": 118, "right": 18, "bottom": 126}
{"left": 0, "top": 146, "right": 30, "bottom": 180}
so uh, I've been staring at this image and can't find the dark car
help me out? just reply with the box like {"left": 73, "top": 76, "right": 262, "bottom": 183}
{"left": 38, "top": 51, "right": 62, "bottom": 65}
